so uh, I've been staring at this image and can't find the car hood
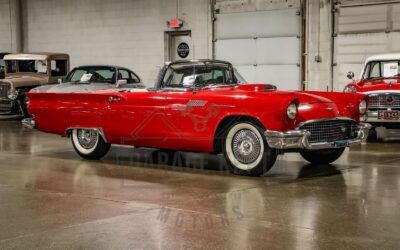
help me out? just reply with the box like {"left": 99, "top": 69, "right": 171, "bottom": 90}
{"left": 350, "top": 78, "right": 400, "bottom": 93}
{"left": 230, "top": 84, "right": 334, "bottom": 104}
{"left": 31, "top": 82, "right": 146, "bottom": 93}
{"left": 1, "top": 74, "right": 48, "bottom": 88}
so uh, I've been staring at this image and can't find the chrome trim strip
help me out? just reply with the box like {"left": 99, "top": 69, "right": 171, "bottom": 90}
{"left": 362, "top": 111, "right": 400, "bottom": 123}
{"left": 364, "top": 90, "right": 400, "bottom": 95}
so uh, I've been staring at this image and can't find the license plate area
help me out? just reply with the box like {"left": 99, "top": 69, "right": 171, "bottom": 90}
{"left": 333, "top": 140, "right": 349, "bottom": 148}
{"left": 378, "top": 111, "right": 400, "bottom": 120}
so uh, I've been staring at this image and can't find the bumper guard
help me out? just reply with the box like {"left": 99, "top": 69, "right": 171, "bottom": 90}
{"left": 265, "top": 123, "right": 372, "bottom": 150}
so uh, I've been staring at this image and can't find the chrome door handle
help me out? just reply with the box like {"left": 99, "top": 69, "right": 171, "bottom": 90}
{"left": 108, "top": 96, "right": 123, "bottom": 103}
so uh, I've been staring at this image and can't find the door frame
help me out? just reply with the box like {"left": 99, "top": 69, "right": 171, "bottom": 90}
{"left": 164, "top": 30, "right": 192, "bottom": 62}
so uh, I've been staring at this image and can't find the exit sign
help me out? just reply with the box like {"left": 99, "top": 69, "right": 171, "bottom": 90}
{"left": 168, "top": 18, "right": 183, "bottom": 29}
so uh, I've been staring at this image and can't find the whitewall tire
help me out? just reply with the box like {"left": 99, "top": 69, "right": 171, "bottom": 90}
{"left": 223, "top": 122, "right": 277, "bottom": 176}
{"left": 71, "top": 129, "right": 111, "bottom": 160}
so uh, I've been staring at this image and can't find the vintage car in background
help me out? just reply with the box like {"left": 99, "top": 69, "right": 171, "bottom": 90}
{"left": 31, "top": 65, "right": 144, "bottom": 93}
{"left": 344, "top": 54, "right": 400, "bottom": 139}
{"left": 24, "top": 60, "right": 371, "bottom": 176}
{"left": 0, "top": 52, "right": 10, "bottom": 79}
{"left": 0, "top": 53, "right": 70, "bottom": 117}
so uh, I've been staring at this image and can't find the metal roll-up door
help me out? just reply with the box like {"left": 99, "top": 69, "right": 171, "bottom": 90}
{"left": 333, "top": 1, "right": 400, "bottom": 91}
{"left": 214, "top": 9, "right": 302, "bottom": 90}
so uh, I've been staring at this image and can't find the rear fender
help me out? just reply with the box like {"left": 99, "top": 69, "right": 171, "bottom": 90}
{"left": 27, "top": 92, "right": 112, "bottom": 135}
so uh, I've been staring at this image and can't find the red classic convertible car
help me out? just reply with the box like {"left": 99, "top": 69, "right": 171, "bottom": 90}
{"left": 344, "top": 54, "right": 400, "bottom": 129}
{"left": 23, "top": 60, "right": 371, "bottom": 176}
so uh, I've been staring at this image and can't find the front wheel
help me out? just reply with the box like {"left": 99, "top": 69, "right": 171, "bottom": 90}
{"left": 71, "top": 129, "right": 111, "bottom": 160}
{"left": 300, "top": 148, "right": 346, "bottom": 164}
{"left": 20, "top": 95, "right": 30, "bottom": 118}
{"left": 223, "top": 122, "right": 277, "bottom": 176}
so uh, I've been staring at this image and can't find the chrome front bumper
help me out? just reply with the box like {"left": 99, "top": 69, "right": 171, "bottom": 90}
{"left": 361, "top": 111, "right": 400, "bottom": 123}
{"left": 22, "top": 118, "right": 36, "bottom": 129}
{"left": 265, "top": 123, "right": 372, "bottom": 150}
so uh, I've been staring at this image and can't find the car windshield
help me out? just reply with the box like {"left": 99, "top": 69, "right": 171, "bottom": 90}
{"left": 65, "top": 66, "right": 116, "bottom": 84}
{"left": 5, "top": 60, "right": 48, "bottom": 74}
{"left": 162, "top": 62, "right": 240, "bottom": 88}
{"left": 362, "top": 60, "right": 400, "bottom": 80}
{"left": 0, "top": 59, "right": 4, "bottom": 67}
{"left": 234, "top": 68, "right": 247, "bottom": 84}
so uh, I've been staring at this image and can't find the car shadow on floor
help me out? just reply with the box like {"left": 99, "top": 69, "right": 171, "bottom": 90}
{"left": 32, "top": 146, "right": 357, "bottom": 180}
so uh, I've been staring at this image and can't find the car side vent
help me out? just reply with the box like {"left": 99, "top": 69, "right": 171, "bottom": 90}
{"left": 262, "top": 85, "right": 277, "bottom": 91}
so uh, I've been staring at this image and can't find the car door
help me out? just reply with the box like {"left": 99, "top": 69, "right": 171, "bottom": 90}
{"left": 163, "top": 88, "right": 222, "bottom": 152}
{"left": 104, "top": 89, "right": 169, "bottom": 148}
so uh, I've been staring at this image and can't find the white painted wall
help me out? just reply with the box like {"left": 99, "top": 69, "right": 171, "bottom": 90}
{"left": 21, "top": 0, "right": 211, "bottom": 86}
{"left": 0, "top": 0, "right": 21, "bottom": 53}
{"left": 305, "top": 0, "right": 333, "bottom": 91}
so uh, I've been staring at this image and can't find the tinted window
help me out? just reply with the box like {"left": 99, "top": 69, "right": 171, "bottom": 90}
{"left": 5, "top": 61, "right": 16, "bottom": 73}
{"left": 65, "top": 66, "right": 116, "bottom": 84}
{"left": 362, "top": 63, "right": 370, "bottom": 79}
{"left": 116, "top": 69, "right": 140, "bottom": 84}
{"left": 51, "top": 60, "right": 67, "bottom": 77}
{"left": 363, "top": 60, "right": 400, "bottom": 79}
{"left": 370, "top": 62, "right": 380, "bottom": 78}
{"left": 5, "top": 60, "right": 47, "bottom": 74}
{"left": 130, "top": 72, "right": 140, "bottom": 83}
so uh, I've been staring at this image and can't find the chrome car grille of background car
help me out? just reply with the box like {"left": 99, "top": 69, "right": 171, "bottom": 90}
{"left": 299, "top": 119, "right": 358, "bottom": 144}
{"left": 0, "top": 82, "right": 10, "bottom": 98}
{"left": 0, "top": 82, "right": 12, "bottom": 113}
{"left": 368, "top": 93, "right": 400, "bottom": 109}
{"left": 0, "top": 100, "right": 13, "bottom": 113}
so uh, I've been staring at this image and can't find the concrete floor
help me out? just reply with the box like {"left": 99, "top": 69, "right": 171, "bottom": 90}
{"left": 0, "top": 120, "right": 399, "bottom": 250}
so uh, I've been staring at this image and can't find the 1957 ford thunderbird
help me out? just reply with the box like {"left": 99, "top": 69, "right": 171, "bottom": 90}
{"left": 23, "top": 60, "right": 372, "bottom": 176}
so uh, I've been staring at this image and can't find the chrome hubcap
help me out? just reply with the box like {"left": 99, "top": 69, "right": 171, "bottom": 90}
{"left": 231, "top": 129, "right": 261, "bottom": 164}
{"left": 77, "top": 129, "right": 98, "bottom": 149}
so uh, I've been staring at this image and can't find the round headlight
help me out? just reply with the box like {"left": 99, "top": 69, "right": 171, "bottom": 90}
{"left": 344, "top": 85, "right": 357, "bottom": 93}
{"left": 359, "top": 100, "right": 367, "bottom": 115}
{"left": 287, "top": 102, "right": 297, "bottom": 120}
{"left": 7, "top": 88, "right": 19, "bottom": 100}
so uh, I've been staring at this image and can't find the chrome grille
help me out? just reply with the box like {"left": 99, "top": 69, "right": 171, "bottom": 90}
{"left": 0, "top": 82, "right": 12, "bottom": 113}
{"left": 368, "top": 93, "right": 400, "bottom": 109}
{"left": 0, "top": 100, "right": 12, "bottom": 113}
{"left": 0, "top": 82, "right": 10, "bottom": 99}
{"left": 299, "top": 119, "right": 358, "bottom": 144}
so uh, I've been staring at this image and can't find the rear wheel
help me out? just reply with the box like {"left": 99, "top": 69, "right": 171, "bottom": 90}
{"left": 300, "top": 148, "right": 346, "bottom": 164}
{"left": 71, "top": 129, "right": 111, "bottom": 160}
{"left": 223, "top": 122, "right": 277, "bottom": 176}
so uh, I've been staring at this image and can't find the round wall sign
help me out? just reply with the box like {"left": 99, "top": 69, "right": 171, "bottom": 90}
{"left": 177, "top": 42, "right": 190, "bottom": 58}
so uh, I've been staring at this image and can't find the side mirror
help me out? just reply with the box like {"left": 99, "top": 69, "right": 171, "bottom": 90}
{"left": 116, "top": 79, "right": 127, "bottom": 87}
{"left": 347, "top": 71, "right": 355, "bottom": 80}
{"left": 57, "top": 78, "right": 62, "bottom": 84}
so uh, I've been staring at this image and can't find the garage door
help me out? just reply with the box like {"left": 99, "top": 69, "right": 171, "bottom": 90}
{"left": 333, "top": 1, "right": 400, "bottom": 91}
{"left": 214, "top": 9, "right": 302, "bottom": 90}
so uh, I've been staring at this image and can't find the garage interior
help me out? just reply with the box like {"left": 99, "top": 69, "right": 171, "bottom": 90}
{"left": 1, "top": 0, "right": 400, "bottom": 249}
